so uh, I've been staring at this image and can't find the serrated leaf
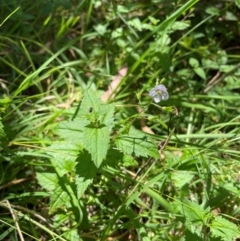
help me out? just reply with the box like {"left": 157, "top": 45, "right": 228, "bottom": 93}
{"left": 171, "top": 21, "right": 190, "bottom": 31}
{"left": 94, "top": 23, "right": 108, "bottom": 36}
{"left": 185, "top": 229, "right": 202, "bottom": 241}
{"left": 78, "top": 89, "right": 115, "bottom": 129}
{"left": 75, "top": 150, "right": 97, "bottom": 198}
{"left": 111, "top": 27, "right": 123, "bottom": 39}
{"left": 56, "top": 119, "right": 88, "bottom": 141}
{"left": 171, "top": 171, "right": 194, "bottom": 189}
{"left": 123, "top": 155, "right": 138, "bottom": 167}
{"left": 128, "top": 18, "right": 142, "bottom": 31}
{"left": 180, "top": 199, "right": 209, "bottom": 223}
{"left": 78, "top": 89, "right": 102, "bottom": 117}
{"left": 83, "top": 126, "right": 110, "bottom": 167}
{"left": 36, "top": 172, "right": 58, "bottom": 191}
{"left": 50, "top": 186, "right": 71, "bottom": 213}
{"left": 116, "top": 127, "right": 159, "bottom": 158}
{"left": 63, "top": 229, "right": 80, "bottom": 241}
{"left": 50, "top": 142, "right": 79, "bottom": 173}
{"left": 117, "top": 5, "right": 129, "bottom": 13}
{"left": 52, "top": 213, "right": 69, "bottom": 228}
{"left": 156, "top": 33, "right": 171, "bottom": 51}
{"left": 49, "top": 89, "right": 115, "bottom": 170}
{"left": 99, "top": 103, "right": 115, "bottom": 130}
{"left": 104, "top": 148, "right": 123, "bottom": 167}
{"left": 0, "top": 117, "right": 6, "bottom": 140}
{"left": 210, "top": 216, "right": 240, "bottom": 240}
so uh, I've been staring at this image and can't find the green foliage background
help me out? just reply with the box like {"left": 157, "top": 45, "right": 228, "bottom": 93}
{"left": 0, "top": 0, "right": 240, "bottom": 240}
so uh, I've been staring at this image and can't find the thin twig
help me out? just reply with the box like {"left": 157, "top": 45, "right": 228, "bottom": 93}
{"left": 6, "top": 200, "right": 25, "bottom": 241}
{"left": 134, "top": 127, "right": 175, "bottom": 180}
{"left": 204, "top": 62, "right": 240, "bottom": 93}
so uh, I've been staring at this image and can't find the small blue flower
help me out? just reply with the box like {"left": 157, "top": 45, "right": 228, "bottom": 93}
{"left": 149, "top": 84, "right": 169, "bottom": 103}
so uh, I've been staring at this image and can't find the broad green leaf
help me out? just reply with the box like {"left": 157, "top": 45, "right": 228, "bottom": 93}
{"left": 50, "top": 142, "right": 79, "bottom": 173}
{"left": 99, "top": 103, "right": 115, "bottom": 130}
{"left": 210, "top": 216, "right": 240, "bottom": 240}
{"left": 235, "top": 0, "right": 240, "bottom": 9}
{"left": 75, "top": 151, "right": 98, "bottom": 198}
{"left": 225, "top": 11, "right": 237, "bottom": 21}
{"left": 56, "top": 119, "right": 88, "bottom": 141}
{"left": 0, "top": 117, "right": 5, "bottom": 140}
{"left": 141, "top": 23, "right": 154, "bottom": 31}
{"left": 111, "top": 27, "right": 123, "bottom": 39}
{"left": 116, "top": 127, "right": 159, "bottom": 158}
{"left": 202, "top": 59, "right": 219, "bottom": 69}
{"left": 180, "top": 199, "right": 210, "bottom": 223}
{"left": 36, "top": 172, "right": 58, "bottom": 191}
{"left": 123, "top": 155, "right": 138, "bottom": 167}
{"left": 128, "top": 18, "right": 142, "bottom": 31}
{"left": 217, "top": 50, "right": 228, "bottom": 65}
{"left": 177, "top": 68, "right": 192, "bottom": 78}
{"left": 171, "top": 171, "right": 194, "bottom": 189}
{"left": 78, "top": 89, "right": 102, "bottom": 119}
{"left": 219, "top": 65, "right": 234, "bottom": 73}
{"left": 116, "top": 38, "right": 127, "bottom": 48}
{"left": 63, "top": 229, "right": 80, "bottom": 241}
{"left": 171, "top": 20, "right": 190, "bottom": 31}
{"left": 155, "top": 33, "right": 171, "bottom": 53}
{"left": 53, "top": 213, "right": 69, "bottom": 228}
{"left": 116, "top": 5, "right": 129, "bottom": 13}
{"left": 94, "top": 23, "right": 108, "bottom": 36}
{"left": 148, "top": 16, "right": 159, "bottom": 25}
{"left": 185, "top": 229, "right": 202, "bottom": 241}
{"left": 50, "top": 186, "right": 71, "bottom": 213}
{"left": 78, "top": 89, "right": 115, "bottom": 130}
{"left": 194, "top": 67, "right": 206, "bottom": 80}
{"left": 0, "top": 97, "right": 11, "bottom": 112}
{"left": 159, "top": 53, "right": 172, "bottom": 71}
{"left": 205, "top": 7, "right": 220, "bottom": 16}
{"left": 137, "top": 226, "right": 151, "bottom": 241}
{"left": 83, "top": 126, "right": 110, "bottom": 167}
{"left": 104, "top": 148, "right": 123, "bottom": 167}
{"left": 189, "top": 57, "right": 199, "bottom": 68}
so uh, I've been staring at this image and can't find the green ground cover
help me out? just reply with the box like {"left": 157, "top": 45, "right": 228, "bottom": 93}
{"left": 0, "top": 0, "right": 240, "bottom": 240}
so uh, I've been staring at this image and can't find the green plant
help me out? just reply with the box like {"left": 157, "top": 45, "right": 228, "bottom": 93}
{"left": 1, "top": 0, "right": 240, "bottom": 240}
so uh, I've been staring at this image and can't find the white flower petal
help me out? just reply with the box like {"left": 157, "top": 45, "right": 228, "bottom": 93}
{"left": 149, "top": 88, "right": 156, "bottom": 97}
{"left": 154, "top": 94, "right": 162, "bottom": 103}
{"left": 149, "top": 84, "right": 169, "bottom": 103}
{"left": 161, "top": 91, "right": 169, "bottom": 100}
{"left": 156, "top": 84, "right": 167, "bottom": 92}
